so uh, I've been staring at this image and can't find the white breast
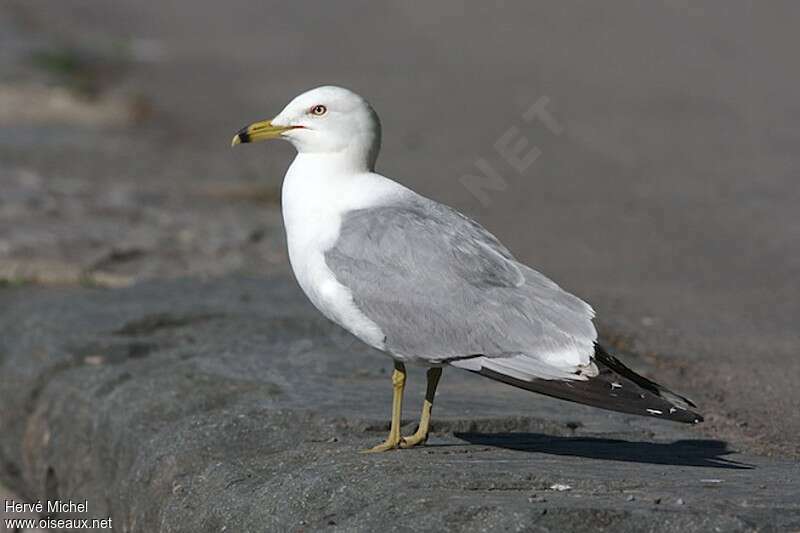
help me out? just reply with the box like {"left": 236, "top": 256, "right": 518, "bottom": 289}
{"left": 281, "top": 154, "right": 407, "bottom": 351}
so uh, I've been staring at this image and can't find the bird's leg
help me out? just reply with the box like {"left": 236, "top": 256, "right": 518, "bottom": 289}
{"left": 400, "top": 367, "right": 443, "bottom": 448}
{"left": 364, "top": 361, "right": 407, "bottom": 452}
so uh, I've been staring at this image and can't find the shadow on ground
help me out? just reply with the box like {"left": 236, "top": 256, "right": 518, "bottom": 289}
{"left": 454, "top": 433, "right": 752, "bottom": 469}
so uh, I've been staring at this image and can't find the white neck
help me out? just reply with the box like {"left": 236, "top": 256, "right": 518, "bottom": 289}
{"left": 288, "top": 151, "right": 371, "bottom": 176}
{"left": 281, "top": 153, "right": 409, "bottom": 251}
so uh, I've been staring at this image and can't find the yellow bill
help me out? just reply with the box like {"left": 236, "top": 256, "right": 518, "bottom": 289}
{"left": 231, "top": 120, "right": 293, "bottom": 146}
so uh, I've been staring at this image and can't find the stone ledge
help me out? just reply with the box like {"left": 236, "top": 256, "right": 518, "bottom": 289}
{"left": 1, "top": 277, "right": 798, "bottom": 532}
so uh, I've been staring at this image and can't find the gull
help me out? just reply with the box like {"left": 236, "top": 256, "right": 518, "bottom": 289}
{"left": 232, "top": 86, "right": 702, "bottom": 452}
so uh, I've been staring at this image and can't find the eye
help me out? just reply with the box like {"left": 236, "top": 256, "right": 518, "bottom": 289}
{"left": 310, "top": 104, "right": 327, "bottom": 116}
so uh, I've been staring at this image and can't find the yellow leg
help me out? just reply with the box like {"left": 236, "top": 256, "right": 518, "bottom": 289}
{"left": 400, "top": 367, "right": 442, "bottom": 449}
{"left": 364, "top": 361, "right": 406, "bottom": 453}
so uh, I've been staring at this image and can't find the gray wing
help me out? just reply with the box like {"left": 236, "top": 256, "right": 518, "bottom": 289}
{"left": 325, "top": 195, "right": 599, "bottom": 380}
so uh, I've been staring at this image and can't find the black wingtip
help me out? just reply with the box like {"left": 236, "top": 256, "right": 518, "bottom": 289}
{"left": 473, "top": 345, "right": 704, "bottom": 424}
{"left": 593, "top": 344, "right": 704, "bottom": 423}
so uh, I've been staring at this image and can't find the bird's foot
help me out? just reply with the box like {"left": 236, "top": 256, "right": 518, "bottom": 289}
{"left": 398, "top": 429, "right": 428, "bottom": 449}
{"left": 363, "top": 430, "right": 429, "bottom": 452}
{"left": 362, "top": 435, "right": 405, "bottom": 453}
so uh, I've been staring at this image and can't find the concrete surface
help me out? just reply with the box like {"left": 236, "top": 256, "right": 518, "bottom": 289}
{"left": 1, "top": 278, "right": 798, "bottom": 532}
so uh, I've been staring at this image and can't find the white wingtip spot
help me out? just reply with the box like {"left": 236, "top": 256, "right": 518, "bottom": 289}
{"left": 646, "top": 409, "right": 663, "bottom": 415}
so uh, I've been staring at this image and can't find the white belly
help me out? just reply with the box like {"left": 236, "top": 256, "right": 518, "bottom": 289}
{"left": 280, "top": 157, "right": 407, "bottom": 351}
{"left": 288, "top": 239, "right": 386, "bottom": 350}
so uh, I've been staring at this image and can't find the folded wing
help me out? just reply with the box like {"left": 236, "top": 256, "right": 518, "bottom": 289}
{"left": 326, "top": 194, "right": 598, "bottom": 379}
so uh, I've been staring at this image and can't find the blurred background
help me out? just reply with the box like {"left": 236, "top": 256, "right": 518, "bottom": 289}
{"left": 1, "top": 0, "right": 798, "bottom": 481}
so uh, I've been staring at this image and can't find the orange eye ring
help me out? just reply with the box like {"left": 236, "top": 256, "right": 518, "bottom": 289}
{"left": 310, "top": 104, "right": 327, "bottom": 116}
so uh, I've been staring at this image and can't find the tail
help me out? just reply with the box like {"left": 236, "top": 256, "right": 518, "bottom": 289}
{"left": 474, "top": 344, "right": 703, "bottom": 424}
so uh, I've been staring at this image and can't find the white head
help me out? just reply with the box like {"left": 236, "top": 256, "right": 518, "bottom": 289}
{"left": 232, "top": 86, "right": 381, "bottom": 171}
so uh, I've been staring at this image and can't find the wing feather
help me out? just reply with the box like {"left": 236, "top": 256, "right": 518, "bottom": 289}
{"left": 325, "top": 194, "right": 597, "bottom": 376}
{"left": 462, "top": 345, "right": 703, "bottom": 423}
